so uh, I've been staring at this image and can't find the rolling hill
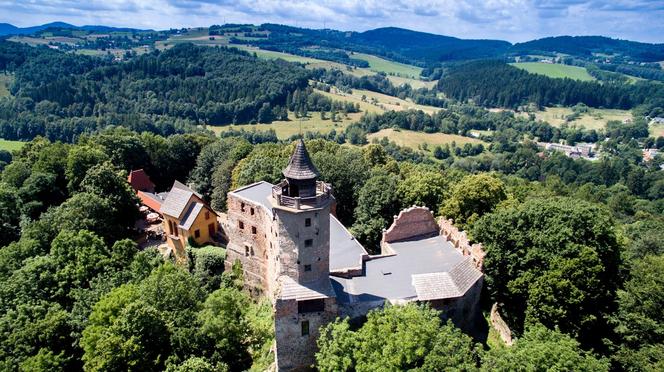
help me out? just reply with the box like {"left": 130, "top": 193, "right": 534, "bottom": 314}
{"left": 0, "top": 22, "right": 150, "bottom": 36}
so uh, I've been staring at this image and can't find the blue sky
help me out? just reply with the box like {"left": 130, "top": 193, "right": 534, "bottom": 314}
{"left": 0, "top": 0, "right": 662, "bottom": 43}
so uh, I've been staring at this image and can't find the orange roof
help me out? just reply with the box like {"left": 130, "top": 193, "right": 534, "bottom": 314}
{"left": 138, "top": 191, "right": 163, "bottom": 213}
{"left": 128, "top": 169, "right": 155, "bottom": 193}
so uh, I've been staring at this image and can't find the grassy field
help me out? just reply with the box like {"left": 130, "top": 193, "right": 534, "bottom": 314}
{"left": 0, "top": 74, "right": 13, "bottom": 97}
{"left": 510, "top": 62, "right": 595, "bottom": 81}
{"left": 319, "top": 87, "right": 442, "bottom": 115}
{"left": 651, "top": 122, "right": 664, "bottom": 138}
{"left": 352, "top": 53, "right": 422, "bottom": 79}
{"left": 231, "top": 45, "right": 320, "bottom": 63}
{"left": 368, "top": 128, "right": 484, "bottom": 150}
{"left": 208, "top": 111, "right": 361, "bottom": 139}
{"left": 525, "top": 107, "right": 632, "bottom": 130}
{"left": 386, "top": 75, "right": 438, "bottom": 89}
{"left": 0, "top": 139, "right": 25, "bottom": 152}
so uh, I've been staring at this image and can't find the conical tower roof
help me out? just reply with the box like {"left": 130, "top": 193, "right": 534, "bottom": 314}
{"left": 283, "top": 139, "right": 320, "bottom": 180}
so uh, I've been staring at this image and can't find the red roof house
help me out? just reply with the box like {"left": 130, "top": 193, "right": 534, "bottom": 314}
{"left": 128, "top": 169, "right": 156, "bottom": 193}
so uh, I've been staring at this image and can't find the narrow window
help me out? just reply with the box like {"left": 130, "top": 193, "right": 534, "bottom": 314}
{"left": 252, "top": 226, "right": 257, "bottom": 234}
{"left": 301, "top": 320, "right": 309, "bottom": 336}
{"left": 304, "top": 239, "right": 313, "bottom": 247}
{"left": 241, "top": 202, "right": 245, "bottom": 212}
{"left": 205, "top": 211, "right": 210, "bottom": 220}
{"left": 305, "top": 218, "right": 311, "bottom": 227}
{"left": 194, "top": 229, "right": 200, "bottom": 238}
{"left": 304, "top": 264, "right": 311, "bottom": 272}
{"left": 245, "top": 245, "right": 250, "bottom": 257}
{"left": 239, "top": 221, "right": 244, "bottom": 229}
{"left": 250, "top": 207, "right": 255, "bottom": 215}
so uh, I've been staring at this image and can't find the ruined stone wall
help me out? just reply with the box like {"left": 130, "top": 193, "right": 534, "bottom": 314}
{"left": 275, "top": 297, "right": 338, "bottom": 371}
{"left": 438, "top": 217, "right": 485, "bottom": 269}
{"left": 225, "top": 194, "right": 271, "bottom": 294}
{"left": 380, "top": 206, "right": 439, "bottom": 254}
{"left": 490, "top": 303, "right": 513, "bottom": 346}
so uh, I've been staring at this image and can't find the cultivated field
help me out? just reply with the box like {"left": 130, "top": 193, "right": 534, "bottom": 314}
{"left": 510, "top": 62, "right": 595, "bottom": 81}
{"left": 352, "top": 53, "right": 423, "bottom": 79}
{"left": 0, "top": 74, "right": 13, "bottom": 97}
{"left": 208, "top": 111, "right": 361, "bottom": 139}
{"left": 526, "top": 107, "right": 631, "bottom": 130}
{"left": 368, "top": 128, "right": 484, "bottom": 150}
{"left": 0, "top": 139, "right": 25, "bottom": 152}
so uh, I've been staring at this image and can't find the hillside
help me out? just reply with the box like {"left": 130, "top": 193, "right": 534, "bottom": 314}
{"left": 512, "top": 36, "right": 664, "bottom": 62}
{"left": 0, "top": 21, "right": 149, "bottom": 36}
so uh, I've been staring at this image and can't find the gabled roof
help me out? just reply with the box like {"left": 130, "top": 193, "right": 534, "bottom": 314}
{"left": 282, "top": 139, "right": 320, "bottom": 180}
{"left": 179, "top": 202, "right": 205, "bottom": 230}
{"left": 411, "top": 258, "right": 483, "bottom": 300}
{"left": 137, "top": 190, "right": 166, "bottom": 212}
{"left": 159, "top": 180, "right": 200, "bottom": 219}
{"left": 127, "top": 169, "right": 155, "bottom": 192}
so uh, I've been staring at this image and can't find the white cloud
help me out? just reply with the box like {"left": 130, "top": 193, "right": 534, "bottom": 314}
{"left": 0, "top": 0, "right": 661, "bottom": 43}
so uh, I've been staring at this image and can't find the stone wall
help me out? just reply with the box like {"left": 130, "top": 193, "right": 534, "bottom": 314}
{"left": 225, "top": 193, "right": 272, "bottom": 294}
{"left": 490, "top": 303, "right": 513, "bottom": 346}
{"left": 381, "top": 206, "right": 439, "bottom": 253}
{"left": 438, "top": 217, "right": 485, "bottom": 269}
{"left": 275, "top": 297, "right": 337, "bottom": 371}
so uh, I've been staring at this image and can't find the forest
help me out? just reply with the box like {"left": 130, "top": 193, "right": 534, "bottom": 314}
{"left": 438, "top": 60, "right": 664, "bottom": 109}
{"left": 0, "top": 28, "right": 663, "bottom": 371}
{"left": 0, "top": 41, "right": 311, "bottom": 142}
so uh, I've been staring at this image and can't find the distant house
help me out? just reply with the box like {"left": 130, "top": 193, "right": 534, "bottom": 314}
{"left": 128, "top": 169, "right": 155, "bottom": 193}
{"left": 643, "top": 148, "right": 659, "bottom": 162}
{"left": 653, "top": 117, "right": 664, "bottom": 124}
{"left": 159, "top": 181, "right": 219, "bottom": 252}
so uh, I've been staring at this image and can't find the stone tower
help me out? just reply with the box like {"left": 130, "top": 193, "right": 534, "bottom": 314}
{"left": 270, "top": 140, "right": 337, "bottom": 371}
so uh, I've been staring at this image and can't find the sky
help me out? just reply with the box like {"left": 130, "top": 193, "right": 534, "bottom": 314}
{"left": 0, "top": 0, "right": 662, "bottom": 43}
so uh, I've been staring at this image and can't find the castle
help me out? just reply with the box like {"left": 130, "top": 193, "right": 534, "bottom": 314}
{"left": 225, "top": 140, "right": 483, "bottom": 371}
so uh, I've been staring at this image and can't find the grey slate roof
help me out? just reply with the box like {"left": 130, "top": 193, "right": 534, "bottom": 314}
{"left": 282, "top": 139, "right": 320, "bottom": 180}
{"left": 232, "top": 181, "right": 274, "bottom": 214}
{"left": 160, "top": 181, "right": 199, "bottom": 219}
{"left": 278, "top": 276, "right": 336, "bottom": 300}
{"left": 179, "top": 202, "right": 204, "bottom": 230}
{"left": 411, "top": 257, "right": 482, "bottom": 300}
{"left": 329, "top": 214, "right": 367, "bottom": 272}
{"left": 331, "top": 236, "right": 482, "bottom": 303}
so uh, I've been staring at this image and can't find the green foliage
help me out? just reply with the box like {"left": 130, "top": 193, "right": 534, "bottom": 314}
{"left": 0, "top": 183, "right": 20, "bottom": 246}
{"left": 65, "top": 144, "right": 109, "bottom": 192}
{"left": 166, "top": 357, "right": 228, "bottom": 372}
{"left": 473, "top": 197, "right": 622, "bottom": 348}
{"left": 440, "top": 173, "right": 507, "bottom": 229}
{"left": 481, "top": 325, "right": 609, "bottom": 371}
{"left": 231, "top": 143, "right": 289, "bottom": 189}
{"left": 351, "top": 173, "right": 401, "bottom": 252}
{"left": 187, "top": 246, "right": 227, "bottom": 293}
{"left": 613, "top": 255, "right": 664, "bottom": 370}
{"left": 397, "top": 170, "right": 449, "bottom": 212}
{"left": 316, "top": 303, "right": 479, "bottom": 372}
{"left": 312, "top": 145, "right": 371, "bottom": 225}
